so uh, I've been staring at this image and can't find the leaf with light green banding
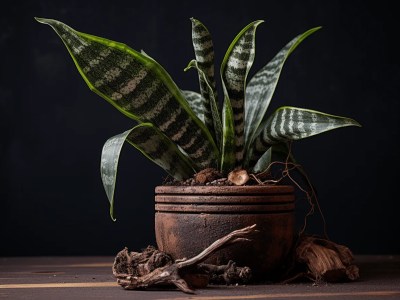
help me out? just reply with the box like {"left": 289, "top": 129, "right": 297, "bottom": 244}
{"left": 221, "top": 20, "right": 264, "bottom": 167}
{"left": 185, "top": 60, "right": 222, "bottom": 147}
{"left": 36, "top": 17, "right": 218, "bottom": 170}
{"left": 181, "top": 90, "right": 205, "bottom": 123}
{"left": 101, "top": 123, "right": 195, "bottom": 221}
{"left": 244, "top": 27, "right": 321, "bottom": 163}
{"left": 190, "top": 18, "right": 218, "bottom": 129}
{"left": 250, "top": 106, "right": 361, "bottom": 166}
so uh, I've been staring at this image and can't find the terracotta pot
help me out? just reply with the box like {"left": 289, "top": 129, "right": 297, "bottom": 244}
{"left": 155, "top": 185, "right": 295, "bottom": 279}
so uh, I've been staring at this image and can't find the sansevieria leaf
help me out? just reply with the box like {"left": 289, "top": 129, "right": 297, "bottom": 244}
{"left": 244, "top": 27, "right": 321, "bottom": 165}
{"left": 185, "top": 60, "right": 222, "bottom": 147}
{"left": 36, "top": 18, "right": 218, "bottom": 170}
{"left": 190, "top": 19, "right": 218, "bottom": 130}
{"left": 181, "top": 90, "right": 205, "bottom": 123}
{"left": 101, "top": 123, "right": 195, "bottom": 221}
{"left": 221, "top": 20, "right": 264, "bottom": 167}
{"left": 250, "top": 106, "right": 361, "bottom": 165}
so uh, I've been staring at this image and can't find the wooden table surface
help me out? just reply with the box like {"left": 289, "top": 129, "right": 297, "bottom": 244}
{"left": 1, "top": 255, "right": 399, "bottom": 299}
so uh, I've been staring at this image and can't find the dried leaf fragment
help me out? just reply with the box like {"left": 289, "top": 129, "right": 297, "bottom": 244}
{"left": 195, "top": 168, "right": 222, "bottom": 184}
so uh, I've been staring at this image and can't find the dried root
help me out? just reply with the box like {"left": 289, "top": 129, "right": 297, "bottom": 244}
{"left": 112, "top": 225, "right": 256, "bottom": 293}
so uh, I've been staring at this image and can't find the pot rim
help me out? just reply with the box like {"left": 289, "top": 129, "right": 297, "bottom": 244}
{"left": 155, "top": 185, "right": 294, "bottom": 195}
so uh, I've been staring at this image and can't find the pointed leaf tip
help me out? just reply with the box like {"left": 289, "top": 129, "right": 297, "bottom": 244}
{"left": 110, "top": 208, "right": 116, "bottom": 222}
{"left": 184, "top": 59, "right": 196, "bottom": 72}
{"left": 34, "top": 17, "right": 56, "bottom": 26}
{"left": 34, "top": 17, "right": 47, "bottom": 24}
{"left": 190, "top": 17, "right": 201, "bottom": 26}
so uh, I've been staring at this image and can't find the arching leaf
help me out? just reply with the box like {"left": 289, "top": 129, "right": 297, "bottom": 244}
{"left": 36, "top": 17, "right": 218, "bottom": 170}
{"left": 101, "top": 123, "right": 195, "bottom": 221}
{"left": 190, "top": 18, "right": 218, "bottom": 132}
{"left": 250, "top": 106, "right": 361, "bottom": 165}
{"left": 244, "top": 27, "right": 321, "bottom": 164}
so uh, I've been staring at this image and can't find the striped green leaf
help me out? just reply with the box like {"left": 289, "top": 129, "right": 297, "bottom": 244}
{"left": 36, "top": 17, "right": 218, "bottom": 170}
{"left": 244, "top": 27, "right": 321, "bottom": 165}
{"left": 190, "top": 19, "right": 218, "bottom": 124}
{"left": 221, "top": 20, "right": 264, "bottom": 168}
{"left": 101, "top": 123, "right": 195, "bottom": 220}
{"left": 181, "top": 90, "right": 205, "bottom": 123}
{"left": 250, "top": 106, "right": 361, "bottom": 166}
{"left": 185, "top": 60, "right": 222, "bottom": 147}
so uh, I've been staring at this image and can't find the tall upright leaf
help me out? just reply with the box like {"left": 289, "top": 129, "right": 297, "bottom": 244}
{"left": 36, "top": 18, "right": 218, "bottom": 170}
{"left": 101, "top": 123, "right": 195, "bottom": 221}
{"left": 249, "top": 106, "right": 361, "bottom": 166}
{"left": 244, "top": 27, "right": 321, "bottom": 163}
{"left": 190, "top": 18, "right": 218, "bottom": 131}
{"left": 221, "top": 20, "right": 263, "bottom": 168}
{"left": 185, "top": 60, "right": 222, "bottom": 147}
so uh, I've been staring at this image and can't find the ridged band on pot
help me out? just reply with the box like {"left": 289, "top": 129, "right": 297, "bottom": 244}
{"left": 154, "top": 185, "right": 295, "bottom": 280}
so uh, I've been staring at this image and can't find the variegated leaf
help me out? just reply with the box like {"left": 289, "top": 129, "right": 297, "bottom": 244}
{"left": 250, "top": 106, "right": 361, "bottom": 165}
{"left": 190, "top": 18, "right": 218, "bottom": 112}
{"left": 244, "top": 27, "right": 321, "bottom": 164}
{"left": 36, "top": 18, "right": 218, "bottom": 170}
{"left": 185, "top": 60, "right": 222, "bottom": 147}
{"left": 181, "top": 90, "right": 205, "bottom": 123}
{"left": 221, "top": 20, "right": 264, "bottom": 167}
{"left": 101, "top": 123, "right": 195, "bottom": 220}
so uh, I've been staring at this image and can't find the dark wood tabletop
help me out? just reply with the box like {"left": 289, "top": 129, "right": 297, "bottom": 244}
{"left": 1, "top": 255, "right": 399, "bottom": 299}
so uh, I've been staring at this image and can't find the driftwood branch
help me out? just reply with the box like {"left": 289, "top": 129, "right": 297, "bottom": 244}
{"left": 113, "top": 224, "right": 257, "bottom": 293}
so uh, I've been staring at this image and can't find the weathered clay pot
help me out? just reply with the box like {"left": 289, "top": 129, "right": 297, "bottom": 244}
{"left": 155, "top": 185, "right": 295, "bottom": 279}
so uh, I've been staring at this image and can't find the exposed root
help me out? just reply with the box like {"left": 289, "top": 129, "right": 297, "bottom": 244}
{"left": 250, "top": 142, "right": 328, "bottom": 239}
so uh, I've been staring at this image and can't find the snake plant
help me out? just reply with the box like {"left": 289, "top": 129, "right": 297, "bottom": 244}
{"left": 36, "top": 17, "right": 360, "bottom": 220}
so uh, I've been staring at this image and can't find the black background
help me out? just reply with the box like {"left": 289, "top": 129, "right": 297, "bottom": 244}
{"left": 1, "top": 0, "right": 399, "bottom": 255}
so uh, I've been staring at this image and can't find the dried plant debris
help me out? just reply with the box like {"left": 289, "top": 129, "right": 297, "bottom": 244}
{"left": 284, "top": 236, "right": 359, "bottom": 283}
{"left": 228, "top": 169, "right": 250, "bottom": 186}
{"left": 194, "top": 168, "right": 223, "bottom": 184}
{"left": 199, "top": 261, "right": 252, "bottom": 285}
{"left": 113, "top": 225, "right": 256, "bottom": 293}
